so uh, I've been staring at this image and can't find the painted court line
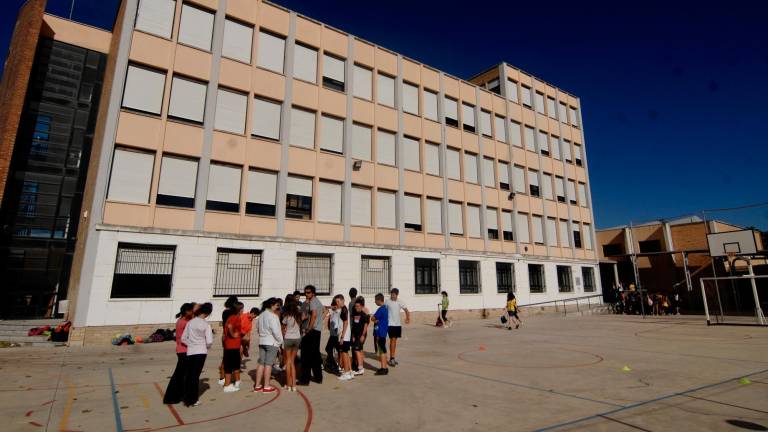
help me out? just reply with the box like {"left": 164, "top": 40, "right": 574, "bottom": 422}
{"left": 153, "top": 382, "right": 185, "bottom": 425}
{"left": 298, "top": 390, "right": 314, "bottom": 432}
{"left": 597, "top": 414, "right": 653, "bottom": 432}
{"left": 108, "top": 368, "right": 124, "bottom": 432}
{"left": 682, "top": 394, "right": 768, "bottom": 415}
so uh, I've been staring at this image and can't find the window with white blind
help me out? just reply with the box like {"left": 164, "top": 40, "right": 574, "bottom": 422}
{"left": 169, "top": 76, "right": 207, "bottom": 123}
{"left": 286, "top": 175, "right": 312, "bottom": 220}
{"left": 246, "top": 170, "right": 277, "bottom": 216}
{"left": 542, "top": 173, "right": 553, "bottom": 200}
{"left": 444, "top": 97, "right": 458, "bottom": 127}
{"left": 467, "top": 205, "right": 481, "bottom": 238}
{"left": 486, "top": 207, "right": 499, "bottom": 239}
{"left": 295, "top": 253, "right": 333, "bottom": 296}
{"left": 178, "top": 4, "right": 214, "bottom": 51}
{"left": 251, "top": 97, "right": 281, "bottom": 140}
{"left": 426, "top": 198, "right": 443, "bottom": 234}
{"left": 320, "top": 115, "right": 344, "bottom": 154}
{"left": 462, "top": 103, "right": 476, "bottom": 132}
{"left": 464, "top": 153, "right": 478, "bottom": 184}
{"left": 351, "top": 186, "right": 371, "bottom": 226}
{"left": 403, "top": 136, "right": 421, "bottom": 172}
{"left": 507, "top": 79, "right": 519, "bottom": 103}
{"left": 516, "top": 213, "right": 530, "bottom": 243}
{"left": 551, "top": 136, "right": 561, "bottom": 160}
{"left": 567, "top": 180, "right": 577, "bottom": 204}
{"left": 376, "top": 129, "right": 396, "bottom": 166}
{"left": 403, "top": 82, "right": 419, "bottom": 115}
{"left": 377, "top": 73, "right": 395, "bottom": 107}
{"left": 223, "top": 18, "right": 253, "bottom": 63}
{"left": 480, "top": 110, "right": 492, "bottom": 137}
{"left": 351, "top": 123, "right": 372, "bottom": 161}
{"left": 555, "top": 176, "right": 566, "bottom": 202}
{"left": 509, "top": 121, "right": 521, "bottom": 147}
{"left": 376, "top": 190, "right": 396, "bottom": 229}
{"left": 108, "top": 148, "right": 154, "bottom": 204}
{"left": 425, "top": 142, "right": 440, "bottom": 176}
{"left": 570, "top": 106, "right": 579, "bottom": 127}
{"left": 404, "top": 195, "right": 422, "bottom": 232}
{"left": 317, "top": 181, "right": 342, "bottom": 224}
{"left": 293, "top": 43, "right": 317, "bottom": 83}
{"left": 573, "top": 223, "right": 582, "bottom": 249}
{"left": 513, "top": 165, "right": 525, "bottom": 194}
{"left": 157, "top": 155, "right": 198, "bottom": 208}
{"left": 584, "top": 224, "right": 593, "bottom": 250}
{"left": 256, "top": 31, "right": 285, "bottom": 74}
{"left": 353, "top": 65, "right": 372, "bottom": 100}
{"left": 498, "top": 162, "right": 510, "bottom": 190}
{"left": 502, "top": 210, "right": 513, "bottom": 241}
{"left": 574, "top": 144, "right": 583, "bottom": 166}
{"left": 528, "top": 169, "right": 540, "bottom": 197}
{"left": 483, "top": 157, "right": 495, "bottom": 187}
{"left": 289, "top": 107, "right": 316, "bottom": 149}
{"left": 322, "top": 54, "right": 345, "bottom": 92}
{"left": 563, "top": 140, "right": 573, "bottom": 162}
{"left": 206, "top": 164, "right": 241, "bottom": 212}
{"left": 214, "top": 88, "right": 247, "bottom": 134}
{"left": 538, "top": 131, "right": 550, "bottom": 156}
{"left": 449, "top": 202, "right": 463, "bottom": 235}
{"left": 446, "top": 148, "right": 461, "bottom": 180}
{"left": 532, "top": 215, "right": 544, "bottom": 244}
{"left": 122, "top": 64, "right": 166, "bottom": 115}
{"left": 423, "top": 89, "right": 438, "bottom": 121}
{"left": 136, "top": 0, "right": 175, "bottom": 39}
{"left": 524, "top": 126, "right": 536, "bottom": 152}
{"left": 560, "top": 220, "right": 570, "bottom": 247}
{"left": 578, "top": 183, "right": 588, "bottom": 207}
{"left": 494, "top": 115, "right": 506, "bottom": 142}
{"left": 521, "top": 86, "right": 532, "bottom": 107}
{"left": 546, "top": 217, "right": 557, "bottom": 246}
{"left": 547, "top": 97, "right": 557, "bottom": 119}
{"left": 535, "top": 92, "right": 545, "bottom": 114}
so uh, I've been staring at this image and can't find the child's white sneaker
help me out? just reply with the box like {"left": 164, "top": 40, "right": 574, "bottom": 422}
{"left": 223, "top": 384, "right": 240, "bottom": 393}
{"left": 353, "top": 368, "right": 364, "bottom": 376}
{"left": 234, "top": 380, "right": 241, "bottom": 388}
{"left": 217, "top": 378, "right": 225, "bottom": 386}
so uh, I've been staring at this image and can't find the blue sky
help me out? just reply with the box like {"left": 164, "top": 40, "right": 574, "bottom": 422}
{"left": 2, "top": 0, "right": 767, "bottom": 229}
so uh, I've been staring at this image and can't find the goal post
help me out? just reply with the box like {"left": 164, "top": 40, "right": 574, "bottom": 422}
{"left": 700, "top": 274, "right": 767, "bottom": 326}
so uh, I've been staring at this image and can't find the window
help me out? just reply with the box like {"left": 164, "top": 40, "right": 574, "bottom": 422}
{"left": 178, "top": 3, "right": 214, "bottom": 51}
{"left": 578, "top": 183, "right": 588, "bottom": 207}
{"left": 426, "top": 198, "right": 443, "bottom": 234}
{"left": 557, "top": 266, "right": 573, "bottom": 292}
{"left": 584, "top": 224, "right": 593, "bottom": 250}
{"left": 555, "top": 176, "right": 566, "bottom": 202}
{"left": 246, "top": 170, "right": 277, "bottom": 216}
{"left": 582, "top": 267, "right": 596, "bottom": 292}
{"left": 214, "top": 249, "right": 262, "bottom": 297}
{"left": 467, "top": 205, "right": 481, "bottom": 238}
{"left": 480, "top": 110, "right": 492, "bottom": 137}
{"left": 459, "top": 260, "right": 481, "bottom": 294}
{"left": 111, "top": 243, "right": 175, "bottom": 298}
{"left": 289, "top": 107, "right": 316, "bottom": 149}
{"left": 524, "top": 126, "right": 536, "bottom": 152}
{"left": 122, "top": 64, "right": 165, "bottom": 115}
{"left": 376, "top": 129, "right": 396, "bottom": 166}
{"left": 496, "top": 262, "right": 515, "bottom": 293}
{"left": 256, "top": 31, "right": 285, "bottom": 73}
{"left": 446, "top": 148, "right": 461, "bottom": 180}
{"left": 377, "top": 73, "right": 395, "bottom": 107}
{"left": 603, "top": 244, "right": 623, "bottom": 256}
{"left": 546, "top": 217, "right": 557, "bottom": 246}
{"left": 351, "top": 186, "right": 371, "bottom": 226}
{"left": 573, "top": 224, "right": 582, "bottom": 249}
{"left": 538, "top": 131, "right": 550, "bottom": 156}
{"left": 563, "top": 140, "right": 573, "bottom": 162}
{"left": 296, "top": 253, "right": 332, "bottom": 295}
{"left": 251, "top": 97, "right": 281, "bottom": 140}
{"left": 351, "top": 123, "right": 372, "bottom": 161}
{"left": 639, "top": 239, "right": 662, "bottom": 253}
{"left": 293, "top": 43, "right": 318, "bottom": 83}
{"left": 317, "top": 181, "right": 342, "bottom": 224}
{"left": 528, "top": 170, "right": 540, "bottom": 197}
{"left": 157, "top": 155, "right": 197, "bottom": 208}
{"left": 513, "top": 165, "right": 526, "bottom": 194}
{"left": 320, "top": 115, "right": 344, "bottom": 154}
{"left": 169, "top": 76, "right": 207, "bottom": 123}
{"left": 486, "top": 207, "right": 499, "bottom": 239}
{"left": 462, "top": 103, "right": 476, "bottom": 132}
{"left": 286, "top": 175, "right": 313, "bottom": 220}
{"left": 322, "top": 54, "right": 345, "bottom": 91}
{"left": 376, "top": 190, "right": 396, "bottom": 229}
{"left": 507, "top": 79, "right": 519, "bottom": 103}
{"left": 423, "top": 89, "right": 438, "bottom": 121}
{"left": 574, "top": 144, "right": 583, "bottom": 166}
{"left": 560, "top": 220, "right": 570, "bottom": 247}
{"left": 487, "top": 78, "right": 500, "bottom": 94}
{"left": 528, "top": 264, "right": 545, "bottom": 293}
{"left": 449, "top": 202, "right": 463, "bottom": 235}
{"left": 444, "top": 97, "right": 458, "bottom": 127}
{"left": 516, "top": 213, "right": 530, "bottom": 243}
{"left": 403, "top": 136, "right": 421, "bottom": 171}
{"left": 498, "top": 162, "right": 510, "bottom": 190}
{"left": 403, "top": 82, "right": 419, "bottom": 115}
{"left": 483, "top": 157, "right": 495, "bottom": 187}
{"left": 223, "top": 18, "right": 253, "bottom": 63}
{"left": 464, "top": 153, "right": 478, "bottom": 183}
{"left": 552, "top": 136, "right": 561, "bottom": 160}
{"left": 521, "top": 85, "right": 532, "bottom": 107}
{"left": 414, "top": 258, "right": 440, "bottom": 294}
{"left": 542, "top": 173, "right": 553, "bottom": 200}
{"left": 214, "top": 88, "right": 247, "bottom": 134}
{"left": 547, "top": 97, "right": 557, "bottom": 119}
{"left": 509, "top": 121, "right": 521, "bottom": 147}
{"left": 502, "top": 210, "right": 513, "bottom": 241}
{"left": 558, "top": 102, "right": 568, "bottom": 123}
{"left": 494, "top": 115, "right": 506, "bottom": 142}
{"left": 361, "top": 256, "right": 391, "bottom": 295}
{"left": 567, "top": 180, "right": 577, "bottom": 205}
{"left": 353, "top": 65, "right": 372, "bottom": 100}
{"left": 425, "top": 142, "right": 440, "bottom": 176}
{"left": 136, "top": 0, "right": 175, "bottom": 39}
{"left": 404, "top": 194, "right": 422, "bottom": 232}
{"left": 570, "top": 106, "right": 580, "bottom": 127}
{"left": 532, "top": 215, "right": 544, "bottom": 244}
{"left": 535, "top": 92, "right": 545, "bottom": 114}
{"left": 108, "top": 148, "right": 154, "bottom": 203}
{"left": 206, "top": 164, "right": 241, "bottom": 212}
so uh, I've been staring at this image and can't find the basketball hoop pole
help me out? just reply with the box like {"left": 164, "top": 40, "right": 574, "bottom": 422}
{"left": 730, "top": 256, "right": 767, "bottom": 325}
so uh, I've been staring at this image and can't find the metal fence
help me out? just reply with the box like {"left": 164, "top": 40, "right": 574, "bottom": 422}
{"left": 213, "top": 249, "right": 262, "bottom": 297}
{"left": 360, "top": 256, "right": 391, "bottom": 296}
{"left": 111, "top": 243, "right": 175, "bottom": 298}
{"left": 295, "top": 253, "right": 332, "bottom": 295}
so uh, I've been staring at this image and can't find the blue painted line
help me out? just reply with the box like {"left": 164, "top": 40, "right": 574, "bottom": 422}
{"left": 108, "top": 368, "right": 124, "bottom": 432}
{"left": 532, "top": 367, "right": 768, "bottom": 432}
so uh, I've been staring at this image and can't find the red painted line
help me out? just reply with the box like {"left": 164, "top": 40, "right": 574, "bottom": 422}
{"left": 153, "top": 383, "right": 185, "bottom": 426}
{"left": 456, "top": 345, "right": 604, "bottom": 369}
{"left": 41, "top": 400, "right": 55, "bottom": 406}
{"left": 25, "top": 410, "right": 33, "bottom": 417}
{"left": 298, "top": 390, "right": 314, "bottom": 432}
{"left": 29, "top": 421, "right": 43, "bottom": 427}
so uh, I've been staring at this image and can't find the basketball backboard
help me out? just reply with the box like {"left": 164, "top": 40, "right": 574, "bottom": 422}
{"left": 707, "top": 229, "right": 758, "bottom": 257}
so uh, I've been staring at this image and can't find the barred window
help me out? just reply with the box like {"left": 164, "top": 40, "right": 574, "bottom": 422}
{"left": 528, "top": 264, "right": 546, "bottom": 293}
{"left": 296, "top": 253, "right": 332, "bottom": 295}
{"left": 414, "top": 258, "right": 439, "bottom": 294}
{"left": 582, "top": 267, "right": 596, "bottom": 292}
{"left": 459, "top": 260, "right": 481, "bottom": 294}
{"left": 111, "top": 243, "right": 175, "bottom": 298}
{"left": 360, "top": 256, "right": 391, "bottom": 296}
{"left": 557, "top": 265, "right": 573, "bottom": 293}
{"left": 496, "top": 262, "right": 515, "bottom": 293}
{"left": 214, "top": 249, "right": 262, "bottom": 297}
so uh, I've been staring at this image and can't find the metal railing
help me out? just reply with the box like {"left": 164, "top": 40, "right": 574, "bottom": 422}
{"left": 518, "top": 294, "right": 605, "bottom": 317}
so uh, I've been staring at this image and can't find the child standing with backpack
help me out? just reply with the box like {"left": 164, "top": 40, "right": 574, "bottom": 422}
{"left": 505, "top": 292, "right": 521, "bottom": 330}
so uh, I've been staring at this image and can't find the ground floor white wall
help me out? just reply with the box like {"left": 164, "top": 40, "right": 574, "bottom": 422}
{"left": 74, "top": 226, "right": 602, "bottom": 327}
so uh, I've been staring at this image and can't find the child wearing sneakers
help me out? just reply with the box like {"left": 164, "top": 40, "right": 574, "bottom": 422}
{"left": 254, "top": 298, "right": 283, "bottom": 394}
{"left": 334, "top": 295, "right": 354, "bottom": 381}
{"left": 371, "top": 293, "right": 389, "bottom": 376}
{"left": 222, "top": 304, "right": 242, "bottom": 393}
{"left": 350, "top": 298, "right": 369, "bottom": 376}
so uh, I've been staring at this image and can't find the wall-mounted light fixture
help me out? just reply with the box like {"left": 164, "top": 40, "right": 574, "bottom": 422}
{"left": 508, "top": 192, "right": 515, "bottom": 200}
{"left": 352, "top": 160, "right": 363, "bottom": 171}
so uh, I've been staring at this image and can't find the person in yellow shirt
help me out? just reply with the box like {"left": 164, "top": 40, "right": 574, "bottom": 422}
{"left": 506, "top": 292, "right": 521, "bottom": 330}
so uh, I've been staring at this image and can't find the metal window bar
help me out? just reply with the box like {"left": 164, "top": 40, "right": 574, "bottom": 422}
{"left": 496, "top": 262, "right": 515, "bottom": 293}
{"left": 360, "top": 256, "right": 391, "bottom": 296}
{"left": 582, "top": 267, "right": 596, "bottom": 292}
{"left": 459, "top": 260, "right": 480, "bottom": 294}
{"left": 529, "top": 264, "right": 545, "bottom": 293}
{"left": 115, "top": 244, "right": 174, "bottom": 275}
{"left": 557, "top": 266, "right": 573, "bottom": 293}
{"left": 296, "top": 253, "right": 333, "bottom": 295}
{"left": 415, "top": 258, "right": 440, "bottom": 294}
{"left": 213, "top": 249, "right": 262, "bottom": 297}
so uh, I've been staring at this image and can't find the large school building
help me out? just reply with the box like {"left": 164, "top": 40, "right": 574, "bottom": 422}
{"left": 0, "top": 0, "right": 600, "bottom": 343}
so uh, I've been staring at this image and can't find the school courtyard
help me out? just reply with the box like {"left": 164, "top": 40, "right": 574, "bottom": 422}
{"left": 1, "top": 314, "right": 766, "bottom": 432}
